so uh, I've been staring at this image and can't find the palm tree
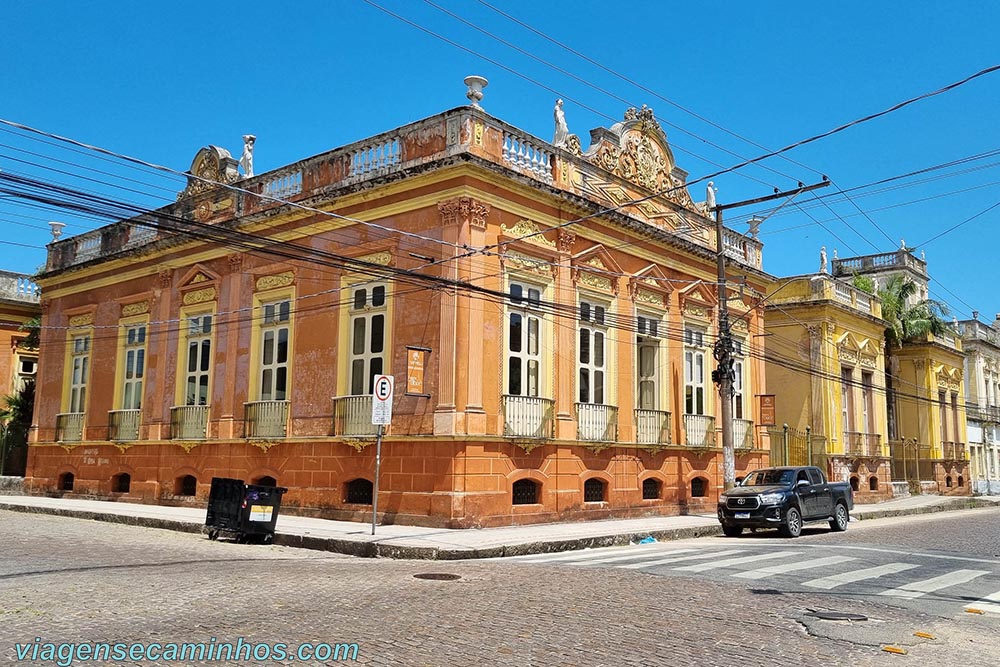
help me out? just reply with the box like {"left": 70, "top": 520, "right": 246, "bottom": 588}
{"left": 0, "top": 380, "right": 34, "bottom": 476}
{"left": 878, "top": 274, "right": 951, "bottom": 439}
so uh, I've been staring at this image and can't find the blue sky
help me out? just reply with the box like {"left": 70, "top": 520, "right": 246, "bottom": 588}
{"left": 2, "top": 1, "right": 998, "bottom": 320}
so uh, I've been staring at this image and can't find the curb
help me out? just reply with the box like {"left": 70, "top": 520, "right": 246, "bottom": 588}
{"left": 2, "top": 497, "right": 997, "bottom": 560}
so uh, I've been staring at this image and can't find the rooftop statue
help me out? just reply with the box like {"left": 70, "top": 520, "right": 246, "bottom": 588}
{"left": 240, "top": 134, "right": 256, "bottom": 179}
{"left": 553, "top": 99, "right": 569, "bottom": 147}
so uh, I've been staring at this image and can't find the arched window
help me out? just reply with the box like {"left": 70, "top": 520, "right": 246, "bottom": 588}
{"left": 512, "top": 479, "right": 539, "bottom": 505}
{"left": 850, "top": 476, "right": 860, "bottom": 492}
{"left": 945, "top": 475, "right": 953, "bottom": 488}
{"left": 958, "top": 475, "right": 965, "bottom": 487}
{"left": 176, "top": 475, "right": 197, "bottom": 496}
{"left": 583, "top": 478, "right": 606, "bottom": 503}
{"left": 58, "top": 472, "right": 74, "bottom": 491}
{"left": 345, "top": 478, "right": 373, "bottom": 505}
{"left": 642, "top": 478, "right": 661, "bottom": 500}
{"left": 112, "top": 473, "right": 131, "bottom": 493}
{"left": 254, "top": 475, "right": 277, "bottom": 487}
{"left": 690, "top": 477, "right": 707, "bottom": 498}
{"left": 868, "top": 476, "right": 879, "bottom": 491}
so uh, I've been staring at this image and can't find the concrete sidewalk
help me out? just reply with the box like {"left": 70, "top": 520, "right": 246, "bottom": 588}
{"left": 1, "top": 493, "right": 998, "bottom": 560}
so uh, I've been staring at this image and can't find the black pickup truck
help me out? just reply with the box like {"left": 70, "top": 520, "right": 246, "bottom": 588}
{"left": 717, "top": 466, "right": 854, "bottom": 538}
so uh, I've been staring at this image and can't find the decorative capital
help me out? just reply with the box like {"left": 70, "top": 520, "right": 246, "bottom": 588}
{"left": 438, "top": 196, "right": 491, "bottom": 229}
{"left": 228, "top": 253, "right": 244, "bottom": 273}
{"left": 159, "top": 270, "right": 173, "bottom": 287}
{"left": 558, "top": 230, "right": 576, "bottom": 253}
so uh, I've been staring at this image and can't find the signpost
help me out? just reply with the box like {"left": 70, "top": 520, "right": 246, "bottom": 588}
{"left": 371, "top": 374, "right": 394, "bottom": 535}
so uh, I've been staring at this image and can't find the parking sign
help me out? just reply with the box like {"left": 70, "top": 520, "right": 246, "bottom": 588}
{"left": 371, "top": 375, "right": 394, "bottom": 425}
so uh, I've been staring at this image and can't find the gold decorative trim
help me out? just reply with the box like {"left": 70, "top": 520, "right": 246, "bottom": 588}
{"left": 190, "top": 272, "right": 211, "bottom": 284}
{"left": 59, "top": 444, "right": 78, "bottom": 453}
{"left": 182, "top": 287, "right": 217, "bottom": 305}
{"left": 121, "top": 301, "right": 149, "bottom": 317}
{"left": 176, "top": 442, "right": 201, "bottom": 453}
{"left": 113, "top": 443, "right": 133, "bottom": 453}
{"left": 584, "top": 257, "right": 608, "bottom": 270}
{"left": 474, "top": 122, "right": 484, "bottom": 146}
{"left": 248, "top": 439, "right": 282, "bottom": 452}
{"left": 635, "top": 289, "right": 664, "bottom": 307}
{"left": 344, "top": 438, "right": 375, "bottom": 452}
{"left": 512, "top": 439, "right": 545, "bottom": 454}
{"left": 358, "top": 251, "right": 392, "bottom": 266}
{"left": 500, "top": 219, "right": 555, "bottom": 248}
{"left": 683, "top": 303, "right": 710, "bottom": 320}
{"left": 583, "top": 442, "right": 612, "bottom": 454}
{"left": 503, "top": 250, "right": 550, "bottom": 276}
{"left": 68, "top": 314, "right": 94, "bottom": 328}
{"left": 255, "top": 271, "right": 294, "bottom": 291}
{"left": 579, "top": 272, "right": 612, "bottom": 292}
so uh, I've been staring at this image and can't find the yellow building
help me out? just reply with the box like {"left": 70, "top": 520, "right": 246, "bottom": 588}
{"left": 832, "top": 249, "right": 970, "bottom": 496}
{"left": 764, "top": 271, "right": 891, "bottom": 502}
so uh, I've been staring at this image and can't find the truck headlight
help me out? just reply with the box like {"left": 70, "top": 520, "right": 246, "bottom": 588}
{"left": 718, "top": 493, "right": 729, "bottom": 503}
{"left": 759, "top": 492, "right": 784, "bottom": 505}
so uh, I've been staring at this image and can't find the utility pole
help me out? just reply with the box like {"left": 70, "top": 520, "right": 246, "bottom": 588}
{"left": 710, "top": 178, "right": 830, "bottom": 489}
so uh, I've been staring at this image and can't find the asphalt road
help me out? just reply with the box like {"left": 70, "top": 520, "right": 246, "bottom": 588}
{"left": 2, "top": 508, "right": 999, "bottom": 666}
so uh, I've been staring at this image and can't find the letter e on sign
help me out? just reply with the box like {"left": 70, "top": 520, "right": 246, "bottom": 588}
{"left": 372, "top": 375, "right": 394, "bottom": 425}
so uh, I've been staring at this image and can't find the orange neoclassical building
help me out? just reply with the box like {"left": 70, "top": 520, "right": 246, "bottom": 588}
{"left": 27, "top": 100, "right": 771, "bottom": 527}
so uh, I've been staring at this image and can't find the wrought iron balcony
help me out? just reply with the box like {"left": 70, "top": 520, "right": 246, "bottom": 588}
{"left": 635, "top": 409, "right": 671, "bottom": 445}
{"left": 683, "top": 414, "right": 716, "bottom": 448}
{"left": 243, "top": 400, "right": 289, "bottom": 438}
{"left": 575, "top": 403, "right": 618, "bottom": 442}
{"left": 845, "top": 431, "right": 882, "bottom": 457}
{"left": 108, "top": 409, "right": 141, "bottom": 442}
{"left": 733, "top": 418, "right": 754, "bottom": 451}
{"left": 333, "top": 395, "right": 378, "bottom": 436}
{"left": 502, "top": 395, "right": 554, "bottom": 439}
{"left": 55, "top": 413, "right": 84, "bottom": 442}
{"left": 170, "top": 405, "right": 209, "bottom": 440}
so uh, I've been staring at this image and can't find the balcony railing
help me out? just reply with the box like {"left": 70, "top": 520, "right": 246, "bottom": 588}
{"left": 170, "top": 405, "right": 209, "bottom": 440}
{"left": 683, "top": 414, "right": 716, "bottom": 448}
{"left": 967, "top": 404, "right": 1000, "bottom": 423}
{"left": 55, "top": 413, "right": 84, "bottom": 442}
{"left": 635, "top": 409, "right": 671, "bottom": 445}
{"left": 941, "top": 441, "right": 967, "bottom": 461}
{"left": 0, "top": 270, "right": 40, "bottom": 303}
{"left": 243, "top": 400, "right": 289, "bottom": 438}
{"left": 733, "top": 418, "right": 754, "bottom": 451}
{"left": 502, "top": 131, "right": 554, "bottom": 185}
{"left": 575, "top": 403, "right": 618, "bottom": 442}
{"left": 333, "top": 395, "right": 378, "bottom": 436}
{"left": 844, "top": 431, "right": 882, "bottom": 457}
{"left": 108, "top": 409, "right": 141, "bottom": 442}
{"left": 502, "top": 395, "right": 554, "bottom": 439}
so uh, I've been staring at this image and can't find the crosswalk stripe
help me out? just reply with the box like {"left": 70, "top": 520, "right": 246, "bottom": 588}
{"left": 513, "top": 543, "right": 677, "bottom": 563}
{"left": 731, "top": 555, "right": 857, "bottom": 580}
{"left": 803, "top": 563, "right": 918, "bottom": 590}
{"left": 673, "top": 551, "right": 800, "bottom": 573}
{"left": 879, "top": 569, "right": 989, "bottom": 600}
{"left": 967, "top": 589, "right": 1000, "bottom": 614}
{"left": 616, "top": 549, "right": 746, "bottom": 570}
{"left": 567, "top": 549, "right": 698, "bottom": 566}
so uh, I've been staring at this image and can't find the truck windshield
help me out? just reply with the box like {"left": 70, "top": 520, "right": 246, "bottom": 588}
{"left": 743, "top": 470, "right": 795, "bottom": 486}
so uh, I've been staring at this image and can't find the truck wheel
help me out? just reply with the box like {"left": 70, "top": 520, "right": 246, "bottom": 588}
{"left": 722, "top": 524, "right": 743, "bottom": 537}
{"left": 829, "top": 503, "right": 849, "bottom": 532}
{"left": 779, "top": 507, "right": 802, "bottom": 538}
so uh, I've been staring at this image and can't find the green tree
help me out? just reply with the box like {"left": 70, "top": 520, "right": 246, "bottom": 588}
{"left": 0, "top": 380, "right": 34, "bottom": 476}
{"left": 851, "top": 273, "right": 875, "bottom": 295}
{"left": 18, "top": 317, "right": 40, "bottom": 351}
{"left": 878, "top": 274, "right": 951, "bottom": 439}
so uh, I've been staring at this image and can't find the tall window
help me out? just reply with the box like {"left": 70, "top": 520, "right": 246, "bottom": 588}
{"left": 684, "top": 327, "right": 706, "bottom": 415}
{"left": 507, "top": 282, "right": 542, "bottom": 397}
{"left": 260, "top": 300, "right": 290, "bottom": 401}
{"left": 636, "top": 315, "right": 660, "bottom": 410}
{"left": 185, "top": 314, "right": 212, "bottom": 406}
{"left": 862, "top": 371, "right": 875, "bottom": 433}
{"left": 121, "top": 324, "right": 146, "bottom": 410}
{"left": 349, "top": 284, "right": 386, "bottom": 395}
{"left": 69, "top": 334, "right": 90, "bottom": 413}
{"left": 732, "top": 339, "right": 745, "bottom": 419}
{"left": 578, "top": 300, "right": 607, "bottom": 404}
{"left": 938, "top": 390, "right": 948, "bottom": 443}
{"left": 841, "top": 367, "right": 854, "bottom": 433}
{"left": 951, "top": 392, "right": 960, "bottom": 441}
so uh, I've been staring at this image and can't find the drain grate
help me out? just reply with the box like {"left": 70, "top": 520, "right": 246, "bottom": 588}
{"left": 807, "top": 610, "right": 868, "bottom": 621}
{"left": 413, "top": 573, "right": 461, "bottom": 581}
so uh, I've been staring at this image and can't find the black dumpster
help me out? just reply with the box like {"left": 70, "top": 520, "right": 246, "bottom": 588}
{"left": 205, "top": 477, "right": 287, "bottom": 544}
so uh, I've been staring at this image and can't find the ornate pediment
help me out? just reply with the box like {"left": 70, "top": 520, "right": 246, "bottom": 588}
{"left": 678, "top": 281, "right": 717, "bottom": 322}
{"left": 500, "top": 219, "right": 556, "bottom": 248}
{"left": 629, "top": 264, "right": 674, "bottom": 309}
{"left": 178, "top": 146, "right": 240, "bottom": 200}
{"left": 571, "top": 244, "right": 623, "bottom": 294}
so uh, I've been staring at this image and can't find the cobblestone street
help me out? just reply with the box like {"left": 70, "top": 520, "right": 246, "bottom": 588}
{"left": 2, "top": 511, "right": 997, "bottom": 666}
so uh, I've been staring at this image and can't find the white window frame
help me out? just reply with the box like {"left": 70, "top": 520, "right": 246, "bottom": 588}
{"left": 636, "top": 313, "right": 662, "bottom": 410}
{"left": 577, "top": 298, "right": 609, "bottom": 405}
{"left": 184, "top": 314, "right": 213, "bottom": 406}
{"left": 732, "top": 339, "right": 745, "bottom": 420}
{"left": 121, "top": 324, "right": 147, "bottom": 410}
{"left": 348, "top": 283, "right": 387, "bottom": 396}
{"left": 506, "top": 280, "right": 543, "bottom": 397}
{"left": 684, "top": 326, "right": 706, "bottom": 415}
{"left": 69, "top": 334, "right": 90, "bottom": 413}
{"left": 259, "top": 300, "right": 290, "bottom": 401}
